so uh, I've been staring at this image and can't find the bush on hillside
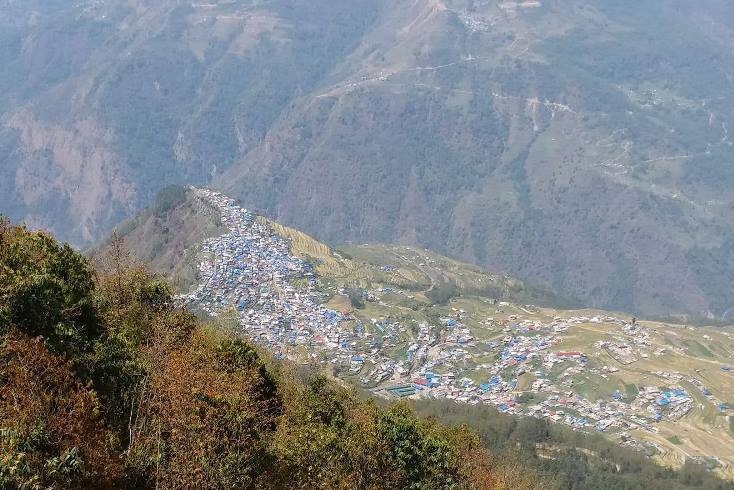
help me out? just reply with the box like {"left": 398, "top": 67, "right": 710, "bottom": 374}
{"left": 152, "top": 185, "right": 187, "bottom": 217}
{"left": 0, "top": 218, "right": 99, "bottom": 359}
{"left": 425, "top": 279, "right": 461, "bottom": 305}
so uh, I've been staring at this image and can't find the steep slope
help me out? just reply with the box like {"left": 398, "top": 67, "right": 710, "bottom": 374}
{"left": 217, "top": 0, "right": 734, "bottom": 318}
{"left": 90, "top": 186, "right": 226, "bottom": 291}
{"left": 3, "top": 0, "right": 734, "bottom": 317}
{"left": 1, "top": 0, "right": 382, "bottom": 244}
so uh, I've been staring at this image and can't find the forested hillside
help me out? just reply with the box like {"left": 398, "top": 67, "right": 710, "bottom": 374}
{"left": 416, "top": 401, "right": 734, "bottom": 490}
{"left": 3, "top": 0, "right": 734, "bottom": 317}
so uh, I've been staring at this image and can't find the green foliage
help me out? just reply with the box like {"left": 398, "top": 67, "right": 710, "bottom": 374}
{"left": 0, "top": 221, "right": 99, "bottom": 358}
{"left": 426, "top": 279, "right": 461, "bottom": 305}
{"left": 153, "top": 185, "right": 188, "bottom": 217}
{"left": 272, "top": 375, "right": 488, "bottom": 489}
{"left": 0, "top": 451, "right": 41, "bottom": 490}
{"left": 414, "top": 400, "right": 734, "bottom": 490}
{"left": 0, "top": 425, "right": 49, "bottom": 454}
{"left": 216, "top": 338, "right": 280, "bottom": 402}
{"left": 683, "top": 340, "right": 714, "bottom": 359}
{"left": 376, "top": 404, "right": 466, "bottom": 489}
{"left": 43, "top": 447, "right": 84, "bottom": 482}
{"left": 346, "top": 288, "right": 366, "bottom": 309}
{"left": 516, "top": 392, "right": 535, "bottom": 404}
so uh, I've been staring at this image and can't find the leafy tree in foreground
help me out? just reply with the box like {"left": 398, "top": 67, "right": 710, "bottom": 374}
{"left": 0, "top": 218, "right": 99, "bottom": 360}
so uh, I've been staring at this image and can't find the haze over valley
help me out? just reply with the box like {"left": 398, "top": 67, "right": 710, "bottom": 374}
{"left": 4, "top": 0, "right": 734, "bottom": 318}
{"left": 3, "top": 2, "right": 734, "bottom": 488}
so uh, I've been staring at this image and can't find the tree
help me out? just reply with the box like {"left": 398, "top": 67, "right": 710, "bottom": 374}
{"left": 0, "top": 223, "right": 99, "bottom": 359}
{"left": 0, "top": 334, "right": 122, "bottom": 488}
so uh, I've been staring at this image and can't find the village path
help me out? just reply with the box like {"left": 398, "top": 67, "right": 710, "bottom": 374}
{"left": 412, "top": 262, "right": 441, "bottom": 294}
{"left": 388, "top": 249, "right": 441, "bottom": 293}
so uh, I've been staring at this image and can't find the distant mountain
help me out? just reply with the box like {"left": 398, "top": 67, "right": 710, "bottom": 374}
{"left": 3, "top": 0, "right": 734, "bottom": 317}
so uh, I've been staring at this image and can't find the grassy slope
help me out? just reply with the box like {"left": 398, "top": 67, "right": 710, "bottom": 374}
{"left": 266, "top": 216, "right": 571, "bottom": 309}
{"left": 90, "top": 188, "right": 225, "bottom": 292}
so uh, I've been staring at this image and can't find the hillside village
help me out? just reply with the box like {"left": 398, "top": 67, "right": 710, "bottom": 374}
{"left": 181, "top": 188, "right": 734, "bottom": 475}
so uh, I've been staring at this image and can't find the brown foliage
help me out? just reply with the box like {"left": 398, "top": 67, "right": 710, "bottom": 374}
{"left": 127, "top": 328, "right": 281, "bottom": 488}
{"left": 0, "top": 224, "right": 511, "bottom": 489}
{"left": 459, "top": 448, "right": 540, "bottom": 490}
{"left": 0, "top": 332, "right": 122, "bottom": 488}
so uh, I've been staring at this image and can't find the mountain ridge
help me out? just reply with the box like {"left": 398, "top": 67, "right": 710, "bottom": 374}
{"left": 103, "top": 185, "right": 575, "bottom": 310}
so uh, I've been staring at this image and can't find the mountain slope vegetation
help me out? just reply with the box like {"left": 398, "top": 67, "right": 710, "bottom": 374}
{"left": 3, "top": 0, "right": 734, "bottom": 317}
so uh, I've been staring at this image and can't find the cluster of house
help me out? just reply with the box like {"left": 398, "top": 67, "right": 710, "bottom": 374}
{"left": 379, "top": 314, "right": 704, "bottom": 438}
{"left": 657, "top": 371, "right": 731, "bottom": 415}
{"left": 183, "top": 189, "right": 385, "bottom": 366}
{"left": 183, "top": 189, "right": 439, "bottom": 390}
{"left": 629, "top": 386, "right": 693, "bottom": 422}
{"left": 181, "top": 188, "right": 722, "bottom": 451}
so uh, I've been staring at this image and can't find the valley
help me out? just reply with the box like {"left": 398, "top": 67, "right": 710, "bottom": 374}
{"left": 6, "top": 1, "right": 734, "bottom": 487}
{"left": 5, "top": 0, "right": 734, "bottom": 318}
